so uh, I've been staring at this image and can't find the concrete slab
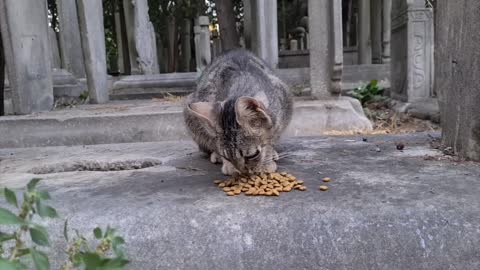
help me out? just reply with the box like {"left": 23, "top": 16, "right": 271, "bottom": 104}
{"left": 0, "top": 99, "right": 372, "bottom": 148}
{"left": 1, "top": 133, "right": 479, "bottom": 269}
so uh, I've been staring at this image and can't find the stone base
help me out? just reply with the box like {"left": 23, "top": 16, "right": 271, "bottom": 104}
{"left": 0, "top": 98, "right": 372, "bottom": 148}
{"left": 389, "top": 98, "right": 440, "bottom": 123}
{"left": 286, "top": 97, "right": 372, "bottom": 136}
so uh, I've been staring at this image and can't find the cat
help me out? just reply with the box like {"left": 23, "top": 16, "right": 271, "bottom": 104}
{"left": 183, "top": 49, "right": 293, "bottom": 175}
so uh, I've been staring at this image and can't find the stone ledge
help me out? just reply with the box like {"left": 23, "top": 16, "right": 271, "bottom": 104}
{"left": 0, "top": 98, "right": 372, "bottom": 148}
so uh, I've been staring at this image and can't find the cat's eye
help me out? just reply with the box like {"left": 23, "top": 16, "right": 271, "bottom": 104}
{"left": 245, "top": 149, "right": 260, "bottom": 160}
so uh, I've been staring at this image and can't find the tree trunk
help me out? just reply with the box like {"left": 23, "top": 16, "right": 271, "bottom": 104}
{"left": 0, "top": 29, "right": 4, "bottom": 116}
{"left": 435, "top": 0, "right": 480, "bottom": 160}
{"left": 215, "top": 0, "right": 239, "bottom": 51}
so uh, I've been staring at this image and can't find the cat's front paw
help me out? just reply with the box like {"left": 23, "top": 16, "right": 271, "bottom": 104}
{"left": 221, "top": 160, "right": 238, "bottom": 175}
{"left": 210, "top": 152, "right": 222, "bottom": 164}
{"left": 261, "top": 161, "right": 277, "bottom": 173}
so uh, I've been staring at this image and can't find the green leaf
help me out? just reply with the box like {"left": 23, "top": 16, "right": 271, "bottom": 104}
{"left": 112, "top": 236, "right": 126, "bottom": 257}
{"left": 29, "top": 226, "right": 50, "bottom": 247}
{"left": 4, "top": 188, "right": 18, "bottom": 208}
{"left": 0, "top": 208, "right": 24, "bottom": 225}
{"left": 0, "top": 258, "right": 22, "bottom": 270}
{"left": 36, "top": 201, "right": 58, "bottom": 218}
{"left": 104, "top": 226, "right": 115, "bottom": 238}
{"left": 0, "top": 231, "right": 15, "bottom": 242}
{"left": 36, "top": 191, "right": 51, "bottom": 200}
{"left": 30, "top": 248, "right": 50, "bottom": 270}
{"left": 94, "top": 227, "right": 103, "bottom": 239}
{"left": 27, "top": 178, "right": 42, "bottom": 192}
{"left": 63, "top": 219, "right": 69, "bottom": 242}
{"left": 99, "top": 258, "right": 130, "bottom": 270}
{"left": 82, "top": 252, "right": 102, "bottom": 269}
{"left": 16, "top": 248, "right": 31, "bottom": 257}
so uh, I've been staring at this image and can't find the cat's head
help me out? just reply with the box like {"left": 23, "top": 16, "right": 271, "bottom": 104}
{"left": 187, "top": 93, "right": 274, "bottom": 174}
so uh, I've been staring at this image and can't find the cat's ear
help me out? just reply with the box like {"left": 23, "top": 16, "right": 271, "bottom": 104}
{"left": 187, "top": 102, "right": 218, "bottom": 133}
{"left": 235, "top": 96, "right": 273, "bottom": 130}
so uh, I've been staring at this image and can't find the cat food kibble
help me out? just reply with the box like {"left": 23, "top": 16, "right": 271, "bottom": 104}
{"left": 214, "top": 172, "right": 307, "bottom": 196}
{"left": 322, "top": 177, "right": 331, "bottom": 182}
{"left": 319, "top": 185, "right": 329, "bottom": 191}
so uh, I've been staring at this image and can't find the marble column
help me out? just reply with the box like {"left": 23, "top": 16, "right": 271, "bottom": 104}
{"left": 247, "top": 0, "right": 279, "bottom": 68}
{"left": 0, "top": 0, "right": 54, "bottom": 114}
{"left": 307, "top": 0, "right": 331, "bottom": 97}
{"left": 370, "top": 0, "right": 383, "bottom": 63}
{"left": 358, "top": 0, "right": 372, "bottom": 64}
{"left": 76, "top": 0, "right": 109, "bottom": 103}
{"left": 56, "top": 0, "right": 86, "bottom": 78}
{"left": 382, "top": 0, "right": 392, "bottom": 63}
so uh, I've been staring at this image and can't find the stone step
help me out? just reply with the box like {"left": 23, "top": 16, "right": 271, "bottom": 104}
{"left": 0, "top": 97, "right": 371, "bottom": 148}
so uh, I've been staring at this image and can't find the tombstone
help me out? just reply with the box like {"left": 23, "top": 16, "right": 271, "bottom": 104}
{"left": 48, "top": 28, "right": 61, "bottom": 69}
{"left": 76, "top": 0, "right": 109, "bottom": 103}
{"left": 181, "top": 19, "right": 192, "bottom": 72}
{"left": 358, "top": 0, "right": 372, "bottom": 64}
{"left": 194, "top": 16, "right": 211, "bottom": 72}
{"left": 56, "top": 0, "right": 86, "bottom": 78}
{"left": 131, "top": 0, "right": 159, "bottom": 74}
{"left": 391, "top": 0, "right": 434, "bottom": 103}
{"left": 0, "top": 0, "right": 54, "bottom": 114}
{"left": 289, "top": 40, "right": 298, "bottom": 51}
{"left": 382, "top": 0, "right": 392, "bottom": 63}
{"left": 370, "top": 0, "right": 383, "bottom": 64}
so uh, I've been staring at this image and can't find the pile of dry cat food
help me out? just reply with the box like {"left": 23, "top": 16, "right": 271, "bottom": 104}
{"left": 213, "top": 172, "right": 307, "bottom": 196}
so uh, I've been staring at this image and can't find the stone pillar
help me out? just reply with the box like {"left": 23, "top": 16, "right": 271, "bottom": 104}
{"left": 181, "top": 19, "right": 192, "bottom": 72}
{"left": 435, "top": 0, "right": 480, "bottom": 161}
{"left": 56, "top": 0, "right": 86, "bottom": 78}
{"left": 76, "top": 0, "right": 109, "bottom": 103}
{"left": 370, "top": 0, "right": 382, "bottom": 63}
{"left": 248, "top": 0, "right": 279, "bottom": 68}
{"left": 391, "top": 0, "right": 434, "bottom": 102}
{"left": 382, "top": 0, "right": 392, "bottom": 63}
{"left": 358, "top": 0, "right": 372, "bottom": 64}
{"left": 243, "top": 0, "right": 252, "bottom": 49}
{"left": 131, "top": 0, "right": 159, "bottom": 74}
{"left": 194, "top": 16, "right": 211, "bottom": 72}
{"left": 115, "top": 10, "right": 125, "bottom": 74}
{"left": 123, "top": 0, "right": 139, "bottom": 74}
{"left": 48, "top": 28, "right": 61, "bottom": 69}
{"left": 308, "top": 0, "right": 330, "bottom": 97}
{"left": 0, "top": 0, "right": 54, "bottom": 114}
{"left": 330, "top": 0, "right": 344, "bottom": 93}
{"left": 308, "top": 0, "right": 343, "bottom": 96}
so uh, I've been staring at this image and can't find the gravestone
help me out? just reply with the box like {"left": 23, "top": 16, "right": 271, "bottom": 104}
{"left": 194, "top": 16, "right": 211, "bottom": 72}
{"left": 0, "top": 0, "right": 54, "bottom": 114}
{"left": 131, "top": 0, "right": 159, "bottom": 74}
{"left": 56, "top": 0, "right": 86, "bottom": 78}
{"left": 391, "top": 0, "right": 434, "bottom": 103}
{"left": 76, "top": 0, "right": 109, "bottom": 103}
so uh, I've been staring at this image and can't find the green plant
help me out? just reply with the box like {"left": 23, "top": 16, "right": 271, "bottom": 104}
{"left": 0, "top": 179, "right": 128, "bottom": 270}
{"left": 352, "top": 80, "right": 385, "bottom": 106}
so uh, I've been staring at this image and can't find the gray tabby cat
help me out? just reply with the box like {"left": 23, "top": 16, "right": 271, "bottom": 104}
{"left": 184, "top": 49, "right": 293, "bottom": 175}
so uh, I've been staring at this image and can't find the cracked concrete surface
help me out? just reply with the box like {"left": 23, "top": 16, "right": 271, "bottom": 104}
{"left": 1, "top": 133, "right": 480, "bottom": 269}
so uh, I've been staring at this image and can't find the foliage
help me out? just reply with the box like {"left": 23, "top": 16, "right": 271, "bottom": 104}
{"left": 352, "top": 80, "right": 385, "bottom": 106}
{"left": 0, "top": 179, "right": 128, "bottom": 270}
